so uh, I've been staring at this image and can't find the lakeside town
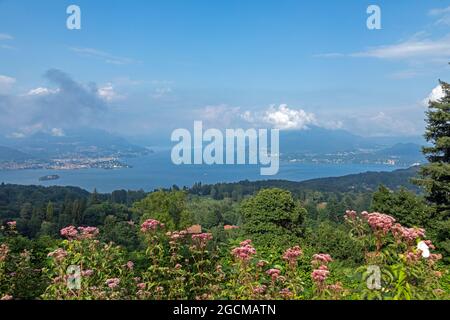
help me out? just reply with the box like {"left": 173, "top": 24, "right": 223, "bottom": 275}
{"left": 0, "top": 157, "right": 131, "bottom": 171}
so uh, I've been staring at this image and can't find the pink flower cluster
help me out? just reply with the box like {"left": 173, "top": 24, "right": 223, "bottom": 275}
{"left": 6, "top": 221, "right": 16, "bottom": 229}
{"left": 283, "top": 246, "right": 303, "bottom": 266}
{"left": 191, "top": 233, "right": 213, "bottom": 248}
{"left": 78, "top": 226, "right": 99, "bottom": 239}
{"left": 344, "top": 210, "right": 358, "bottom": 221}
{"left": 47, "top": 248, "right": 68, "bottom": 262}
{"left": 82, "top": 269, "right": 94, "bottom": 277}
{"left": 60, "top": 226, "right": 78, "bottom": 239}
{"left": 428, "top": 253, "right": 443, "bottom": 265}
{"left": 311, "top": 265, "right": 330, "bottom": 284}
{"left": 366, "top": 212, "right": 396, "bottom": 235}
{"left": 391, "top": 224, "right": 425, "bottom": 243}
{"left": 126, "top": 261, "right": 134, "bottom": 270}
{"left": 0, "top": 243, "right": 9, "bottom": 262}
{"left": 424, "top": 240, "right": 436, "bottom": 250}
{"left": 105, "top": 278, "right": 120, "bottom": 289}
{"left": 311, "top": 253, "right": 333, "bottom": 266}
{"left": 279, "top": 288, "right": 293, "bottom": 298}
{"left": 167, "top": 230, "right": 187, "bottom": 241}
{"left": 405, "top": 250, "right": 422, "bottom": 264}
{"left": 140, "top": 219, "right": 165, "bottom": 233}
{"left": 60, "top": 226, "right": 99, "bottom": 240}
{"left": 231, "top": 240, "right": 256, "bottom": 262}
{"left": 328, "top": 282, "right": 343, "bottom": 293}
{"left": 266, "top": 268, "right": 281, "bottom": 281}
{"left": 253, "top": 285, "right": 267, "bottom": 295}
{"left": 311, "top": 252, "right": 333, "bottom": 288}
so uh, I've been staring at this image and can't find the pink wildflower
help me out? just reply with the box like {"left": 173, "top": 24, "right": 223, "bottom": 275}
{"left": 6, "top": 221, "right": 16, "bottom": 229}
{"left": 328, "top": 282, "right": 343, "bottom": 292}
{"left": 47, "top": 248, "right": 68, "bottom": 263}
{"left": 283, "top": 246, "right": 303, "bottom": 266}
{"left": 311, "top": 265, "right": 330, "bottom": 284}
{"left": 231, "top": 240, "right": 256, "bottom": 262}
{"left": 424, "top": 240, "right": 436, "bottom": 250}
{"left": 82, "top": 269, "right": 94, "bottom": 277}
{"left": 191, "top": 233, "right": 213, "bottom": 248}
{"left": 126, "top": 261, "right": 134, "bottom": 270}
{"left": 311, "top": 253, "right": 333, "bottom": 266}
{"left": 137, "top": 282, "right": 146, "bottom": 290}
{"left": 77, "top": 226, "right": 99, "bottom": 239}
{"left": 140, "top": 219, "right": 164, "bottom": 233}
{"left": 253, "top": 285, "right": 267, "bottom": 295}
{"left": 0, "top": 244, "right": 9, "bottom": 262}
{"left": 105, "top": 278, "right": 120, "bottom": 289}
{"left": 392, "top": 224, "right": 425, "bottom": 243}
{"left": 366, "top": 212, "right": 396, "bottom": 235}
{"left": 256, "top": 260, "right": 267, "bottom": 268}
{"left": 60, "top": 226, "right": 78, "bottom": 239}
{"left": 279, "top": 288, "right": 293, "bottom": 298}
{"left": 266, "top": 268, "right": 281, "bottom": 281}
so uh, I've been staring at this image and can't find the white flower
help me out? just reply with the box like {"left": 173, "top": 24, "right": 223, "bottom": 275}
{"left": 417, "top": 241, "right": 430, "bottom": 258}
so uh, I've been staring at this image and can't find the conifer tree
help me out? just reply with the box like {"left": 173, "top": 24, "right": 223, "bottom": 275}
{"left": 415, "top": 80, "right": 450, "bottom": 260}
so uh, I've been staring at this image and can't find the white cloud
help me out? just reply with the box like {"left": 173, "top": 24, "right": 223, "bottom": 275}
{"left": 316, "top": 30, "right": 450, "bottom": 63}
{"left": 150, "top": 87, "right": 172, "bottom": 99}
{"left": 429, "top": 6, "right": 450, "bottom": 26}
{"left": 423, "top": 85, "right": 445, "bottom": 106}
{"left": 0, "top": 33, "right": 13, "bottom": 40}
{"left": 51, "top": 128, "right": 65, "bottom": 137}
{"left": 0, "top": 44, "right": 15, "bottom": 50}
{"left": 25, "top": 87, "right": 60, "bottom": 96}
{"left": 97, "top": 84, "right": 124, "bottom": 102}
{"left": 262, "top": 104, "right": 317, "bottom": 130}
{"left": 351, "top": 35, "right": 450, "bottom": 59}
{"left": 70, "top": 47, "right": 136, "bottom": 65}
{"left": 8, "top": 123, "right": 44, "bottom": 139}
{"left": 389, "top": 70, "right": 420, "bottom": 80}
{"left": 0, "top": 75, "right": 16, "bottom": 94}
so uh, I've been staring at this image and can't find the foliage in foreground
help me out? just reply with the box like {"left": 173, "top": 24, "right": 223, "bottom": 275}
{"left": 1, "top": 208, "right": 448, "bottom": 300}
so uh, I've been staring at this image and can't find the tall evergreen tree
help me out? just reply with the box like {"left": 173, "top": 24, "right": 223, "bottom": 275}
{"left": 415, "top": 80, "right": 450, "bottom": 260}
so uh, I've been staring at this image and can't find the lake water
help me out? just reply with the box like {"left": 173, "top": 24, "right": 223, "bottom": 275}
{"left": 0, "top": 152, "right": 408, "bottom": 193}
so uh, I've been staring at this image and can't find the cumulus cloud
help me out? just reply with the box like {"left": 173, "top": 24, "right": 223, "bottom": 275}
{"left": 262, "top": 104, "right": 317, "bottom": 130}
{"left": 197, "top": 104, "right": 334, "bottom": 131}
{"left": 423, "top": 85, "right": 445, "bottom": 106}
{"left": 0, "top": 69, "right": 110, "bottom": 137}
{"left": 97, "top": 83, "right": 124, "bottom": 102}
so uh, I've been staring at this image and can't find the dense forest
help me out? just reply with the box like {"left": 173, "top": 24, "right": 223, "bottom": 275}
{"left": 0, "top": 82, "right": 449, "bottom": 300}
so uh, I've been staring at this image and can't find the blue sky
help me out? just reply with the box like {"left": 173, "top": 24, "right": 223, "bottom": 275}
{"left": 0, "top": 0, "right": 449, "bottom": 141}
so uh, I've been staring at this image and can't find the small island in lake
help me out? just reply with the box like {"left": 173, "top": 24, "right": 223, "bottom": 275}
{"left": 39, "top": 174, "right": 60, "bottom": 181}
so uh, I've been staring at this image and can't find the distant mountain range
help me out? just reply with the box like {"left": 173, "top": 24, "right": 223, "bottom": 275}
{"left": 279, "top": 127, "right": 425, "bottom": 154}
{"left": 0, "top": 126, "right": 426, "bottom": 163}
{"left": 0, "top": 128, "right": 150, "bottom": 160}
{"left": 0, "top": 146, "right": 33, "bottom": 162}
